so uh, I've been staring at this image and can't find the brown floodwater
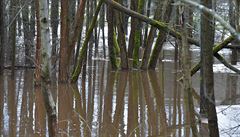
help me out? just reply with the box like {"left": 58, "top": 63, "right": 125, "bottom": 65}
{"left": 0, "top": 53, "right": 240, "bottom": 136}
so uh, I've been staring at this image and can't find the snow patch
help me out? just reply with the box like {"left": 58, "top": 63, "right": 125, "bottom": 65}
{"left": 213, "top": 63, "right": 240, "bottom": 73}
{"left": 217, "top": 105, "right": 240, "bottom": 137}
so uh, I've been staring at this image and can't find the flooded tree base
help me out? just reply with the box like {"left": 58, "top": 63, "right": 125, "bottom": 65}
{"left": 0, "top": 58, "right": 239, "bottom": 136}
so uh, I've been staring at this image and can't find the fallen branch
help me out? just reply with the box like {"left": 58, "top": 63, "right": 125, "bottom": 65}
{"left": 104, "top": 0, "right": 198, "bottom": 45}
{"left": 104, "top": 0, "right": 238, "bottom": 75}
{"left": 190, "top": 36, "right": 235, "bottom": 76}
{"left": 180, "top": 0, "right": 240, "bottom": 40}
{"left": 214, "top": 53, "right": 240, "bottom": 74}
{"left": 225, "top": 45, "right": 240, "bottom": 49}
{"left": 4, "top": 65, "right": 36, "bottom": 69}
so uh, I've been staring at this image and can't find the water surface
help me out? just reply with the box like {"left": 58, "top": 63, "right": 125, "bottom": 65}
{"left": 0, "top": 56, "right": 240, "bottom": 137}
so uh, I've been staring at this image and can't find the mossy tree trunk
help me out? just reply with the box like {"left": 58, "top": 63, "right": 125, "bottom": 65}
{"left": 140, "top": 0, "right": 165, "bottom": 70}
{"left": 71, "top": 0, "right": 105, "bottom": 83}
{"left": 180, "top": 5, "right": 198, "bottom": 137}
{"left": 70, "top": 0, "right": 87, "bottom": 64}
{"left": 107, "top": 1, "right": 118, "bottom": 70}
{"left": 115, "top": 0, "right": 129, "bottom": 69}
{"left": 148, "top": 0, "right": 174, "bottom": 69}
{"left": 105, "top": 0, "right": 236, "bottom": 73}
{"left": 132, "top": 0, "right": 144, "bottom": 68}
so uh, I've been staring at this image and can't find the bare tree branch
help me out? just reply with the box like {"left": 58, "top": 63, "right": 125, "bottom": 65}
{"left": 180, "top": 0, "right": 240, "bottom": 40}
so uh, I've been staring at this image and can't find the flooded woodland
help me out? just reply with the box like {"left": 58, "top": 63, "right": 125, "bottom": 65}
{"left": 0, "top": 50, "right": 240, "bottom": 137}
{"left": 1, "top": 0, "right": 240, "bottom": 137}
{"left": 1, "top": 46, "right": 240, "bottom": 136}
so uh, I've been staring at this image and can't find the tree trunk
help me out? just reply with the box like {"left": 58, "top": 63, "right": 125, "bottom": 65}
{"left": 180, "top": 5, "right": 198, "bottom": 137}
{"left": 17, "top": 0, "right": 22, "bottom": 36}
{"left": 9, "top": 0, "right": 17, "bottom": 74}
{"left": 35, "top": 0, "right": 42, "bottom": 86}
{"left": 140, "top": 0, "right": 165, "bottom": 70}
{"left": 71, "top": 0, "right": 87, "bottom": 66}
{"left": 104, "top": 0, "right": 198, "bottom": 46}
{"left": 116, "top": 22, "right": 129, "bottom": 70}
{"left": 236, "top": 0, "right": 240, "bottom": 32}
{"left": 51, "top": 0, "right": 59, "bottom": 70}
{"left": 132, "top": 0, "right": 144, "bottom": 68}
{"left": 71, "top": 0, "right": 104, "bottom": 82}
{"left": 200, "top": 0, "right": 219, "bottom": 136}
{"left": 229, "top": 0, "right": 238, "bottom": 65}
{"left": 59, "top": 0, "right": 70, "bottom": 82}
{"left": 0, "top": 0, "right": 4, "bottom": 73}
{"left": 143, "top": 0, "right": 152, "bottom": 49}
{"left": 38, "top": 0, "right": 56, "bottom": 136}
{"left": 128, "top": 0, "right": 138, "bottom": 59}
{"left": 107, "top": 2, "right": 118, "bottom": 70}
{"left": 99, "top": 5, "right": 106, "bottom": 58}
{"left": 21, "top": 0, "right": 31, "bottom": 66}
{"left": 115, "top": 0, "right": 128, "bottom": 70}
{"left": 39, "top": 0, "right": 52, "bottom": 84}
{"left": 148, "top": 0, "right": 173, "bottom": 69}
{"left": 69, "top": 0, "right": 76, "bottom": 23}
{"left": 29, "top": 0, "right": 35, "bottom": 67}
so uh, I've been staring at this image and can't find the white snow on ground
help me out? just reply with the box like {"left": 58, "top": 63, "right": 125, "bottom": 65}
{"left": 213, "top": 63, "right": 240, "bottom": 73}
{"left": 217, "top": 105, "right": 240, "bottom": 137}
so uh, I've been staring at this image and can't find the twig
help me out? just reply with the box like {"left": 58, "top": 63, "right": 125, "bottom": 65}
{"left": 8, "top": 0, "right": 33, "bottom": 28}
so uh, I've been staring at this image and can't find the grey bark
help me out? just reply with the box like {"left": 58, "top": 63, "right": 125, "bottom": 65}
{"left": 127, "top": 0, "right": 138, "bottom": 58}
{"left": 21, "top": 0, "right": 31, "bottom": 66}
{"left": 0, "top": 0, "right": 4, "bottom": 73}
{"left": 51, "top": 0, "right": 59, "bottom": 69}
{"left": 229, "top": 0, "right": 238, "bottom": 65}
{"left": 200, "top": 0, "right": 219, "bottom": 136}
{"left": 9, "top": 0, "right": 17, "bottom": 73}
{"left": 38, "top": 0, "right": 56, "bottom": 136}
{"left": 29, "top": 0, "right": 35, "bottom": 66}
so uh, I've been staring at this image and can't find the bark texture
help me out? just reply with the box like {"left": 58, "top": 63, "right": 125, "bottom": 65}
{"left": 200, "top": 0, "right": 219, "bottom": 136}
{"left": 38, "top": 0, "right": 56, "bottom": 136}
{"left": 59, "top": 0, "right": 70, "bottom": 82}
{"left": 0, "top": 0, "right": 4, "bottom": 73}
